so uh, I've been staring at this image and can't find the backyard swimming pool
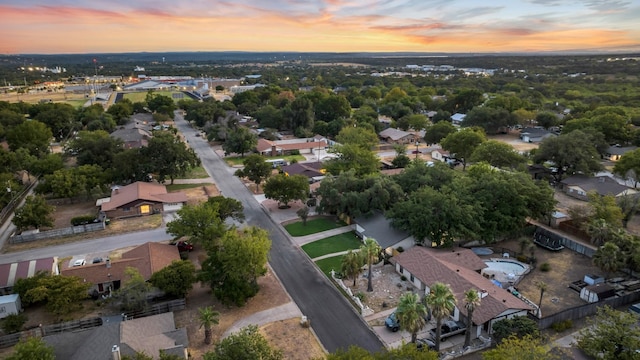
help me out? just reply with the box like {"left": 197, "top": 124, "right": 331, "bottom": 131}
{"left": 481, "top": 259, "right": 530, "bottom": 287}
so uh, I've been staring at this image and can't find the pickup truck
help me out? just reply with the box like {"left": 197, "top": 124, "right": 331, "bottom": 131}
{"left": 429, "top": 320, "right": 466, "bottom": 341}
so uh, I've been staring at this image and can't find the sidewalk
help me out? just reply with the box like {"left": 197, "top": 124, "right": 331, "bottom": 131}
{"left": 311, "top": 248, "right": 359, "bottom": 262}
{"left": 221, "top": 301, "right": 302, "bottom": 339}
{"left": 294, "top": 225, "right": 355, "bottom": 246}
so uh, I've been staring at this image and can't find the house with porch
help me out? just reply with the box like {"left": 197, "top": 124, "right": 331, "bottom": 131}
{"left": 559, "top": 175, "right": 637, "bottom": 201}
{"left": 604, "top": 145, "right": 637, "bottom": 161}
{"left": 61, "top": 242, "right": 180, "bottom": 297}
{"left": 379, "top": 128, "right": 418, "bottom": 145}
{"left": 255, "top": 137, "right": 328, "bottom": 157}
{"left": 391, "top": 247, "right": 533, "bottom": 337}
{"left": 98, "top": 182, "right": 187, "bottom": 219}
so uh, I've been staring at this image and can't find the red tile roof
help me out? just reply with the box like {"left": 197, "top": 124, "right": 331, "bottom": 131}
{"left": 101, "top": 182, "right": 187, "bottom": 211}
{"left": 392, "top": 247, "right": 532, "bottom": 325}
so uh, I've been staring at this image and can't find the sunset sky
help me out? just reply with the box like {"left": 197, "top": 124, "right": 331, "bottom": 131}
{"left": 1, "top": 0, "right": 639, "bottom": 54}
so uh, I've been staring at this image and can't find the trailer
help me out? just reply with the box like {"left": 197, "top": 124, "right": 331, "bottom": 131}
{"left": 0, "top": 294, "right": 22, "bottom": 319}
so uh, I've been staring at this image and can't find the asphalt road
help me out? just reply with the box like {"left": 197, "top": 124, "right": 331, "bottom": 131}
{"left": 175, "top": 114, "right": 385, "bottom": 353}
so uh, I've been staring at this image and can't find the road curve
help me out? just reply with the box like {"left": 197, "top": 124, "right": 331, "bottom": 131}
{"left": 176, "top": 114, "right": 385, "bottom": 353}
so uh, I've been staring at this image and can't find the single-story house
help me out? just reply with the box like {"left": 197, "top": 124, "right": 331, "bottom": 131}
{"left": 519, "top": 127, "right": 557, "bottom": 143}
{"left": 44, "top": 312, "right": 188, "bottom": 360}
{"left": 0, "top": 257, "right": 58, "bottom": 295}
{"left": 354, "top": 211, "right": 415, "bottom": 254}
{"left": 604, "top": 145, "right": 637, "bottom": 161}
{"left": 282, "top": 162, "right": 325, "bottom": 181}
{"left": 451, "top": 113, "right": 466, "bottom": 126}
{"left": 431, "top": 149, "right": 450, "bottom": 162}
{"left": 256, "top": 138, "right": 328, "bottom": 157}
{"left": 61, "top": 242, "right": 180, "bottom": 296}
{"left": 391, "top": 247, "right": 533, "bottom": 337}
{"left": 559, "top": 175, "right": 637, "bottom": 201}
{"left": 378, "top": 116, "right": 393, "bottom": 129}
{"left": 379, "top": 128, "right": 418, "bottom": 145}
{"left": 98, "top": 182, "right": 187, "bottom": 219}
{"left": 109, "top": 127, "right": 152, "bottom": 149}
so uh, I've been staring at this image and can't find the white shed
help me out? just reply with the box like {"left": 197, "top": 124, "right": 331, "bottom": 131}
{"left": 0, "top": 294, "right": 22, "bottom": 319}
{"left": 580, "top": 283, "right": 615, "bottom": 303}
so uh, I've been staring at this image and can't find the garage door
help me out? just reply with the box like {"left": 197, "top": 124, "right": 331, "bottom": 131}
{"left": 163, "top": 203, "right": 183, "bottom": 212}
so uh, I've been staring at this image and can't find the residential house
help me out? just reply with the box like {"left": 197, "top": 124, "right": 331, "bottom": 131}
{"left": 110, "top": 127, "right": 152, "bottom": 149}
{"left": 256, "top": 138, "right": 328, "bottom": 157}
{"left": 0, "top": 257, "right": 58, "bottom": 295}
{"left": 44, "top": 312, "right": 188, "bottom": 360}
{"left": 604, "top": 145, "right": 637, "bottom": 161}
{"left": 391, "top": 247, "right": 533, "bottom": 337}
{"left": 519, "top": 127, "right": 557, "bottom": 143}
{"left": 354, "top": 211, "right": 415, "bottom": 254}
{"left": 98, "top": 182, "right": 187, "bottom": 219}
{"left": 378, "top": 116, "right": 393, "bottom": 129}
{"left": 379, "top": 128, "right": 418, "bottom": 145}
{"left": 559, "top": 175, "right": 637, "bottom": 201}
{"left": 431, "top": 149, "right": 450, "bottom": 162}
{"left": 61, "top": 242, "right": 180, "bottom": 296}
{"left": 282, "top": 162, "right": 325, "bottom": 182}
{"left": 451, "top": 113, "right": 466, "bottom": 126}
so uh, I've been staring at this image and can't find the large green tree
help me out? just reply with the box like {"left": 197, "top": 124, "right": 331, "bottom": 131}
{"left": 578, "top": 306, "right": 640, "bottom": 360}
{"left": 70, "top": 130, "right": 123, "bottom": 169}
{"left": 150, "top": 260, "right": 197, "bottom": 298}
{"left": 23, "top": 274, "right": 91, "bottom": 316}
{"left": 396, "top": 292, "right": 428, "bottom": 343}
{"left": 424, "top": 121, "right": 456, "bottom": 145}
{"left": 592, "top": 242, "right": 623, "bottom": 279}
{"left": 234, "top": 154, "right": 272, "bottom": 192}
{"left": 116, "top": 267, "right": 152, "bottom": 312}
{"left": 222, "top": 127, "right": 258, "bottom": 157}
{"left": 203, "top": 325, "right": 282, "bottom": 360}
{"left": 440, "top": 127, "right": 487, "bottom": 170}
{"left": 166, "top": 202, "right": 228, "bottom": 247}
{"left": 142, "top": 131, "right": 200, "bottom": 184}
{"left": 425, "top": 282, "right": 456, "bottom": 351}
{"left": 12, "top": 195, "right": 55, "bottom": 231}
{"left": 6, "top": 120, "right": 52, "bottom": 157}
{"left": 470, "top": 140, "right": 526, "bottom": 169}
{"left": 533, "top": 130, "right": 602, "bottom": 180}
{"left": 462, "top": 107, "right": 517, "bottom": 134}
{"left": 263, "top": 174, "right": 309, "bottom": 208}
{"left": 199, "top": 227, "right": 271, "bottom": 306}
{"left": 482, "top": 335, "right": 556, "bottom": 360}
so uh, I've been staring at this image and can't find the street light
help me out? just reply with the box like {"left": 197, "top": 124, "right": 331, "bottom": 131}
{"left": 415, "top": 141, "right": 420, "bottom": 160}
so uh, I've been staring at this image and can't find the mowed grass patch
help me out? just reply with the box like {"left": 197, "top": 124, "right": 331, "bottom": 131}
{"left": 181, "top": 166, "right": 210, "bottom": 179}
{"left": 315, "top": 255, "right": 346, "bottom": 277}
{"left": 166, "top": 183, "right": 212, "bottom": 191}
{"left": 284, "top": 218, "right": 345, "bottom": 236}
{"left": 302, "top": 232, "right": 361, "bottom": 259}
{"left": 224, "top": 154, "right": 306, "bottom": 166}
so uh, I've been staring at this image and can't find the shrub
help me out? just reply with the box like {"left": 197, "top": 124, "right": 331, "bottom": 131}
{"left": 71, "top": 215, "right": 97, "bottom": 226}
{"left": 396, "top": 246, "right": 404, "bottom": 253}
{"left": 516, "top": 255, "right": 528, "bottom": 263}
{"left": 355, "top": 292, "right": 366, "bottom": 302}
{"left": 551, "top": 319, "right": 573, "bottom": 332}
{"left": 0, "top": 313, "right": 27, "bottom": 334}
{"left": 400, "top": 275, "right": 407, "bottom": 281}
{"left": 540, "top": 262, "right": 551, "bottom": 272}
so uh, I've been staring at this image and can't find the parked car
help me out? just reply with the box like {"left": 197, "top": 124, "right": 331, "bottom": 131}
{"left": 176, "top": 241, "right": 194, "bottom": 252}
{"left": 429, "top": 320, "right": 466, "bottom": 341}
{"left": 385, "top": 311, "right": 431, "bottom": 332}
{"left": 92, "top": 257, "right": 103, "bottom": 264}
{"left": 73, "top": 259, "right": 86, "bottom": 267}
{"left": 416, "top": 338, "right": 436, "bottom": 351}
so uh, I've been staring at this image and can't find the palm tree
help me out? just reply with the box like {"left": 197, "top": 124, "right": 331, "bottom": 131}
{"left": 361, "top": 238, "right": 381, "bottom": 292}
{"left": 198, "top": 306, "right": 219, "bottom": 345}
{"left": 592, "top": 242, "right": 622, "bottom": 279}
{"left": 586, "top": 218, "right": 612, "bottom": 246}
{"left": 396, "top": 292, "right": 428, "bottom": 343}
{"left": 535, "top": 281, "right": 547, "bottom": 318}
{"left": 425, "top": 282, "right": 457, "bottom": 351}
{"left": 463, "top": 289, "right": 481, "bottom": 348}
{"left": 340, "top": 250, "right": 364, "bottom": 287}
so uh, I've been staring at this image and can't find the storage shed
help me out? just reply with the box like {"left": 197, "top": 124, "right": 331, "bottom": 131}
{"left": 580, "top": 283, "right": 616, "bottom": 303}
{"left": 0, "top": 294, "right": 22, "bottom": 319}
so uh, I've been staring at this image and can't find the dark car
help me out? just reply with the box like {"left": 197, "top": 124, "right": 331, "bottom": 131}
{"left": 176, "top": 241, "right": 194, "bottom": 252}
{"left": 385, "top": 311, "right": 431, "bottom": 332}
{"left": 416, "top": 338, "right": 436, "bottom": 351}
{"left": 92, "top": 257, "right": 103, "bottom": 264}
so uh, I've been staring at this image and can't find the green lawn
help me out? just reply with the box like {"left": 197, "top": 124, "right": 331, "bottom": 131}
{"left": 285, "top": 218, "right": 345, "bottom": 236}
{"left": 225, "top": 155, "right": 306, "bottom": 166}
{"left": 314, "top": 255, "right": 346, "bottom": 277}
{"left": 122, "top": 91, "right": 183, "bottom": 103}
{"left": 181, "top": 166, "right": 210, "bottom": 179}
{"left": 166, "top": 183, "right": 212, "bottom": 191}
{"left": 301, "top": 232, "right": 361, "bottom": 259}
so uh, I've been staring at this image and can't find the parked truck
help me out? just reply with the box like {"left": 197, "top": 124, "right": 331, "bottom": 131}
{"left": 429, "top": 319, "right": 466, "bottom": 341}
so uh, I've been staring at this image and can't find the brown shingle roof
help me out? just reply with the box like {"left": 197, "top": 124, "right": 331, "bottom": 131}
{"left": 61, "top": 242, "right": 180, "bottom": 285}
{"left": 392, "top": 247, "right": 532, "bottom": 325}
{"left": 101, "top": 182, "right": 187, "bottom": 211}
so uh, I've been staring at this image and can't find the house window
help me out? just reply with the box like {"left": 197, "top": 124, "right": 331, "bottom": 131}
{"left": 399, "top": 266, "right": 404, "bottom": 274}
{"left": 410, "top": 274, "right": 414, "bottom": 282}
{"left": 140, "top": 205, "right": 150, "bottom": 214}
{"left": 123, "top": 207, "right": 131, "bottom": 212}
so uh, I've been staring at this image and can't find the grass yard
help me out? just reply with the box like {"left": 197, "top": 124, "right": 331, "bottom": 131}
{"left": 122, "top": 91, "right": 182, "bottom": 103}
{"left": 181, "top": 166, "right": 210, "bottom": 179}
{"left": 314, "top": 255, "right": 346, "bottom": 277}
{"left": 166, "top": 183, "right": 213, "bottom": 191}
{"left": 225, "top": 155, "right": 306, "bottom": 166}
{"left": 284, "top": 217, "right": 345, "bottom": 236}
{"left": 301, "top": 232, "right": 361, "bottom": 259}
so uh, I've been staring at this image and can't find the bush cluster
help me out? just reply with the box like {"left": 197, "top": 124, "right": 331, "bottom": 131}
{"left": 70, "top": 215, "right": 97, "bottom": 226}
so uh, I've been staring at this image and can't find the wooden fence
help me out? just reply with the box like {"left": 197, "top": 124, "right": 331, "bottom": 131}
{"left": 41, "top": 316, "right": 103, "bottom": 335}
{"left": 533, "top": 291, "right": 640, "bottom": 330}
{"left": 123, "top": 298, "right": 186, "bottom": 320}
{"left": 10, "top": 221, "right": 105, "bottom": 244}
{"left": 0, "top": 333, "right": 21, "bottom": 349}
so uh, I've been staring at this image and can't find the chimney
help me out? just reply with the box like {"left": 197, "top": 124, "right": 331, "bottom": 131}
{"left": 106, "top": 258, "right": 111, "bottom": 268}
{"left": 112, "top": 345, "right": 121, "bottom": 360}
{"left": 271, "top": 145, "right": 277, "bottom": 157}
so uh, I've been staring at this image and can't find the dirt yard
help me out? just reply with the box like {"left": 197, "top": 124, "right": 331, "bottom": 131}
{"left": 346, "top": 263, "right": 407, "bottom": 315}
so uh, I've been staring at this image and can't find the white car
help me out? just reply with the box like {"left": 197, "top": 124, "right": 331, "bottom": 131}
{"left": 72, "top": 259, "right": 86, "bottom": 267}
